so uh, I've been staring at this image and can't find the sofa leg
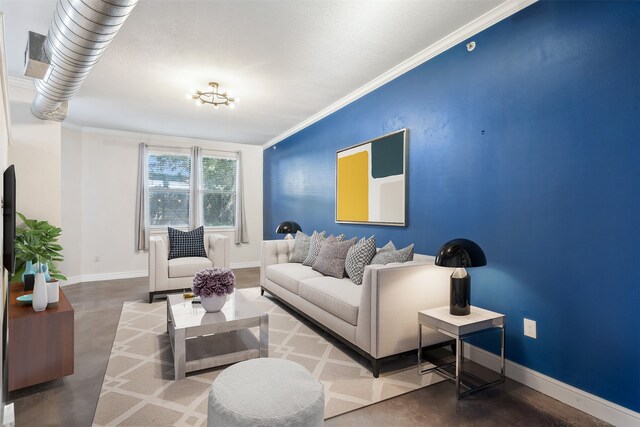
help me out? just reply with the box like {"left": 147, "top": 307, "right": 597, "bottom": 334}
{"left": 148, "top": 293, "right": 153, "bottom": 304}
{"left": 260, "top": 287, "right": 265, "bottom": 296}
{"left": 371, "top": 359, "right": 380, "bottom": 378}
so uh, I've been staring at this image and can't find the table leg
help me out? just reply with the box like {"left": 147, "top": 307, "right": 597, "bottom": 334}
{"left": 417, "top": 323, "right": 423, "bottom": 375}
{"left": 259, "top": 314, "right": 269, "bottom": 358}
{"left": 455, "top": 336, "right": 462, "bottom": 399}
{"left": 500, "top": 324, "right": 505, "bottom": 380}
{"left": 174, "top": 328, "right": 186, "bottom": 380}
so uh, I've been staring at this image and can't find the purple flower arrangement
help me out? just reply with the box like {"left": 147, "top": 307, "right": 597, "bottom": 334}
{"left": 192, "top": 268, "right": 236, "bottom": 298}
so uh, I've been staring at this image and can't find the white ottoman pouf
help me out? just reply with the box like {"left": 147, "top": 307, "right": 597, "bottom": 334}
{"left": 208, "top": 358, "right": 324, "bottom": 427}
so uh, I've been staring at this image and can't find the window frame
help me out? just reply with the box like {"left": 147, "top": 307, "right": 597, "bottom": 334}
{"left": 146, "top": 147, "right": 238, "bottom": 232}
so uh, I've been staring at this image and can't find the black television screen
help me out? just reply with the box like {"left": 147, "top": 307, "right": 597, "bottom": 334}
{"left": 3, "top": 165, "right": 15, "bottom": 275}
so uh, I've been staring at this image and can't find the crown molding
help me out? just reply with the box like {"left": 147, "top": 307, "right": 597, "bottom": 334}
{"left": 263, "top": 0, "right": 537, "bottom": 149}
{"left": 62, "top": 123, "right": 263, "bottom": 151}
{"left": 7, "top": 75, "right": 34, "bottom": 90}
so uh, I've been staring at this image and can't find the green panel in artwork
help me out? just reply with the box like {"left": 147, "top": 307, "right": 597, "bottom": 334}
{"left": 371, "top": 132, "right": 404, "bottom": 178}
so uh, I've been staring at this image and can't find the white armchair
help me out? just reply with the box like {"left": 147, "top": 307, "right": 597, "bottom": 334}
{"left": 148, "top": 233, "right": 231, "bottom": 303}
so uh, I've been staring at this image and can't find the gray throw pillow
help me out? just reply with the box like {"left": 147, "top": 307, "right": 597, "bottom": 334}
{"left": 345, "top": 236, "right": 377, "bottom": 285}
{"left": 370, "top": 243, "right": 414, "bottom": 265}
{"left": 312, "top": 237, "right": 357, "bottom": 278}
{"left": 289, "top": 231, "right": 313, "bottom": 263}
{"left": 303, "top": 232, "right": 343, "bottom": 266}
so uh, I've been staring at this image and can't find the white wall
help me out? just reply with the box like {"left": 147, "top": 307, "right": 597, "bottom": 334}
{"left": 60, "top": 127, "right": 82, "bottom": 279}
{"left": 7, "top": 82, "right": 61, "bottom": 227}
{"left": 61, "top": 126, "right": 263, "bottom": 284}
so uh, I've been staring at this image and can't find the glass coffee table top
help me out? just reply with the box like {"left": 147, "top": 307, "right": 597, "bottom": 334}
{"left": 167, "top": 290, "right": 265, "bottom": 330}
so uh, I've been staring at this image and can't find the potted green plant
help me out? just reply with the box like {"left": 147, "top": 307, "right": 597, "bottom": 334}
{"left": 12, "top": 213, "right": 66, "bottom": 309}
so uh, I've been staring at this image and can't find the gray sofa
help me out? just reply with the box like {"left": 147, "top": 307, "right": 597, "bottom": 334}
{"left": 260, "top": 239, "right": 453, "bottom": 377}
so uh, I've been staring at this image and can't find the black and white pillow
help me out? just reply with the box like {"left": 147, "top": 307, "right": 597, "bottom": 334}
{"left": 302, "top": 231, "right": 327, "bottom": 266}
{"left": 303, "top": 232, "right": 344, "bottom": 266}
{"left": 370, "top": 242, "right": 414, "bottom": 265}
{"left": 168, "top": 226, "right": 207, "bottom": 260}
{"left": 312, "top": 236, "right": 357, "bottom": 279}
{"left": 345, "top": 236, "right": 377, "bottom": 285}
{"left": 289, "top": 231, "right": 312, "bottom": 263}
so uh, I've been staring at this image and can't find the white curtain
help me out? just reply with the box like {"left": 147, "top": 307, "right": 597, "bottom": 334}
{"left": 190, "top": 146, "right": 203, "bottom": 229}
{"left": 135, "top": 143, "right": 149, "bottom": 250}
{"left": 235, "top": 151, "right": 249, "bottom": 244}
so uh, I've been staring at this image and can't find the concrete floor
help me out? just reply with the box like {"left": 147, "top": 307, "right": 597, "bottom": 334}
{"left": 8, "top": 268, "right": 608, "bottom": 427}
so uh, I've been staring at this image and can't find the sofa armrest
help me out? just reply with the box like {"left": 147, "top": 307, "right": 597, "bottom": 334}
{"left": 260, "top": 239, "right": 295, "bottom": 286}
{"left": 207, "top": 233, "right": 231, "bottom": 268}
{"left": 356, "top": 261, "right": 451, "bottom": 358}
{"left": 149, "top": 236, "right": 169, "bottom": 292}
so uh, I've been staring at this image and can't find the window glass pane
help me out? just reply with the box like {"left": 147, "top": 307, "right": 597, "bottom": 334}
{"left": 149, "top": 191, "right": 190, "bottom": 227}
{"left": 203, "top": 193, "right": 235, "bottom": 227}
{"left": 202, "top": 156, "right": 237, "bottom": 227}
{"left": 148, "top": 153, "right": 191, "bottom": 227}
{"left": 202, "top": 157, "right": 236, "bottom": 191}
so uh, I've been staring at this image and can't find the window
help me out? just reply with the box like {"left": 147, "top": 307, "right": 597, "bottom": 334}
{"left": 147, "top": 150, "right": 237, "bottom": 229}
{"left": 148, "top": 152, "right": 191, "bottom": 227}
{"left": 202, "top": 156, "right": 237, "bottom": 227}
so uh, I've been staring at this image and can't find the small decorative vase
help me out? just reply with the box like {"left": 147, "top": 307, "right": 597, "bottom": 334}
{"left": 47, "top": 280, "right": 60, "bottom": 305}
{"left": 42, "top": 263, "right": 52, "bottom": 282}
{"left": 201, "top": 294, "right": 227, "bottom": 312}
{"left": 22, "top": 260, "right": 36, "bottom": 283}
{"left": 32, "top": 272, "right": 48, "bottom": 312}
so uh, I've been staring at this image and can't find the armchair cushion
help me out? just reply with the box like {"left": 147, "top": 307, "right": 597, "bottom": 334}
{"left": 168, "top": 226, "right": 207, "bottom": 260}
{"left": 168, "top": 257, "right": 213, "bottom": 278}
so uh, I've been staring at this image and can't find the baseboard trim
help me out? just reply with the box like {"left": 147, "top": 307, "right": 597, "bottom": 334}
{"left": 63, "top": 270, "right": 148, "bottom": 286}
{"left": 63, "top": 263, "right": 258, "bottom": 286}
{"left": 230, "top": 261, "right": 260, "bottom": 269}
{"left": 465, "top": 344, "right": 640, "bottom": 427}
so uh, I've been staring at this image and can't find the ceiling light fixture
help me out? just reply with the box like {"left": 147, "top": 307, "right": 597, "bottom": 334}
{"left": 187, "top": 82, "right": 239, "bottom": 109}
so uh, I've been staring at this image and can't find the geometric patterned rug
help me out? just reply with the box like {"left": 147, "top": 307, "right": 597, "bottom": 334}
{"left": 92, "top": 287, "right": 444, "bottom": 426}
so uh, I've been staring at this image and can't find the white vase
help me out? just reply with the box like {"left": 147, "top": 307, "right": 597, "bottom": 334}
{"left": 201, "top": 294, "right": 226, "bottom": 312}
{"left": 32, "top": 272, "right": 48, "bottom": 312}
{"left": 47, "top": 280, "right": 60, "bottom": 304}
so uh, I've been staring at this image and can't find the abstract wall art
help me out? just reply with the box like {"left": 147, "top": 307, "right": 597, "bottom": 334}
{"left": 336, "top": 129, "right": 407, "bottom": 226}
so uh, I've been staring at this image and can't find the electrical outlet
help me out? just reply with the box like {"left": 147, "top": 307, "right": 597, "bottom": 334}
{"left": 524, "top": 318, "right": 537, "bottom": 339}
{"left": 94, "top": 256, "right": 100, "bottom": 263}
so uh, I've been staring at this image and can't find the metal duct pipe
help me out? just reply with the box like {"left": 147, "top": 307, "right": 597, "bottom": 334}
{"left": 31, "top": 0, "right": 139, "bottom": 121}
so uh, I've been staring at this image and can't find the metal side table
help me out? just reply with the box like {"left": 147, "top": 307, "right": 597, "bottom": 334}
{"left": 418, "top": 306, "right": 505, "bottom": 399}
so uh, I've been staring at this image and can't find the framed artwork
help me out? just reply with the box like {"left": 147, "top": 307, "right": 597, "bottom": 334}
{"left": 336, "top": 129, "right": 407, "bottom": 226}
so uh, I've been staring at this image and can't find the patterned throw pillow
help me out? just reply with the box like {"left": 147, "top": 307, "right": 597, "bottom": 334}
{"left": 289, "top": 231, "right": 312, "bottom": 263}
{"left": 300, "top": 231, "right": 325, "bottom": 266}
{"left": 167, "top": 226, "right": 207, "bottom": 260}
{"left": 370, "top": 242, "right": 414, "bottom": 265}
{"left": 345, "top": 236, "right": 377, "bottom": 285}
{"left": 312, "top": 237, "right": 358, "bottom": 279}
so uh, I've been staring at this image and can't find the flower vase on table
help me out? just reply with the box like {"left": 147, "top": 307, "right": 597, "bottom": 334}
{"left": 192, "top": 267, "right": 236, "bottom": 313}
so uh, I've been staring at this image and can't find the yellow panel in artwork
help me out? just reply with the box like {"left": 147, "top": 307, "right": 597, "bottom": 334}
{"left": 337, "top": 151, "right": 369, "bottom": 221}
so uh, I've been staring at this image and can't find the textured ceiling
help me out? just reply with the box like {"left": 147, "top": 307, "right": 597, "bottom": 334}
{"left": 1, "top": 0, "right": 509, "bottom": 145}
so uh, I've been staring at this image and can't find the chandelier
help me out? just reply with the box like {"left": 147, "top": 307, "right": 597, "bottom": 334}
{"left": 188, "top": 82, "right": 239, "bottom": 109}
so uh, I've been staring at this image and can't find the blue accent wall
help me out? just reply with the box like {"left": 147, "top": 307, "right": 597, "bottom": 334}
{"left": 263, "top": 1, "right": 640, "bottom": 411}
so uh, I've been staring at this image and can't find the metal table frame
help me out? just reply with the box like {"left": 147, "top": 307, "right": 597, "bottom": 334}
{"left": 418, "top": 307, "right": 505, "bottom": 399}
{"left": 167, "top": 292, "right": 268, "bottom": 380}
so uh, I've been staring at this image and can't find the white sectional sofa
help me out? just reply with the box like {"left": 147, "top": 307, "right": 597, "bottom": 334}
{"left": 260, "top": 239, "right": 454, "bottom": 377}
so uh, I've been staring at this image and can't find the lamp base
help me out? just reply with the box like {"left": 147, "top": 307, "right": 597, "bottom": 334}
{"left": 450, "top": 269, "right": 470, "bottom": 316}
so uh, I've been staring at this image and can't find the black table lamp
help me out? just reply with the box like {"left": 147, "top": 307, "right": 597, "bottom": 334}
{"left": 276, "top": 221, "right": 302, "bottom": 240}
{"left": 435, "top": 238, "right": 487, "bottom": 316}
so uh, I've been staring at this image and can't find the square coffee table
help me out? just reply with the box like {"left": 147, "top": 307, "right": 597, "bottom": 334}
{"left": 167, "top": 290, "right": 268, "bottom": 380}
